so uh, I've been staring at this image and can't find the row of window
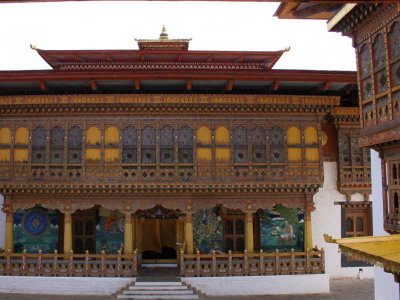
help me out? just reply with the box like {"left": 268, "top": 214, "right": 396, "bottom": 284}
{"left": 0, "top": 125, "right": 320, "bottom": 164}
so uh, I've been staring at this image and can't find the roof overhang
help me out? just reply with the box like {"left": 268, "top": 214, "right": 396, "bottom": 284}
{"left": 324, "top": 234, "right": 400, "bottom": 276}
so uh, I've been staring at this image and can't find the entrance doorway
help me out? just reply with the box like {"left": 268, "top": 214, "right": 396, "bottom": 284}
{"left": 137, "top": 206, "right": 181, "bottom": 263}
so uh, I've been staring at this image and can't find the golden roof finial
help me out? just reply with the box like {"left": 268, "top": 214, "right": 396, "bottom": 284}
{"left": 283, "top": 46, "right": 291, "bottom": 52}
{"left": 30, "top": 43, "right": 37, "bottom": 50}
{"left": 160, "top": 25, "right": 169, "bottom": 40}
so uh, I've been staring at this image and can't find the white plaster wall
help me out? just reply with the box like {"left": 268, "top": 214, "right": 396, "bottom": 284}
{"left": 182, "top": 274, "right": 329, "bottom": 296}
{"left": 0, "top": 276, "right": 134, "bottom": 295}
{"left": 312, "top": 162, "right": 374, "bottom": 278}
{"left": 0, "top": 193, "right": 5, "bottom": 249}
{"left": 371, "top": 150, "right": 400, "bottom": 300}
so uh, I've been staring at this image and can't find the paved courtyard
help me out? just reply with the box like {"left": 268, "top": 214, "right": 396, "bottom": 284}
{"left": 0, "top": 278, "right": 373, "bottom": 300}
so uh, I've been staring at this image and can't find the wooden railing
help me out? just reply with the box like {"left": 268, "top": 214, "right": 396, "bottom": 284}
{"left": 0, "top": 250, "right": 138, "bottom": 277}
{"left": 180, "top": 249, "right": 325, "bottom": 277}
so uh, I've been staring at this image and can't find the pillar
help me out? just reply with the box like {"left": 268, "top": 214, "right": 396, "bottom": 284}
{"left": 184, "top": 211, "right": 194, "bottom": 254}
{"left": 304, "top": 198, "right": 314, "bottom": 251}
{"left": 63, "top": 211, "right": 72, "bottom": 254}
{"left": 124, "top": 211, "right": 133, "bottom": 255}
{"left": 244, "top": 211, "right": 254, "bottom": 253}
{"left": 5, "top": 210, "right": 13, "bottom": 252}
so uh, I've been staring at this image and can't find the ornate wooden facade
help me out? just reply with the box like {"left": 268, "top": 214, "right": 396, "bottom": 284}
{"left": 0, "top": 28, "right": 369, "bottom": 277}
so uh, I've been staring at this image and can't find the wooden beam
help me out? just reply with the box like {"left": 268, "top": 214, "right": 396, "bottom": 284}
{"left": 273, "top": 80, "right": 279, "bottom": 91}
{"left": 226, "top": 80, "right": 234, "bottom": 92}
{"left": 186, "top": 80, "right": 192, "bottom": 91}
{"left": 323, "top": 81, "right": 331, "bottom": 91}
{"left": 39, "top": 80, "right": 47, "bottom": 91}
{"left": 90, "top": 80, "right": 97, "bottom": 91}
{"left": 134, "top": 80, "right": 140, "bottom": 91}
{"left": 207, "top": 56, "right": 213, "bottom": 63}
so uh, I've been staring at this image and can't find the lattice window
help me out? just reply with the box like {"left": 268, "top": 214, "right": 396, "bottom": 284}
{"left": 32, "top": 126, "right": 46, "bottom": 164}
{"left": 50, "top": 126, "right": 64, "bottom": 164}
{"left": 373, "top": 33, "right": 386, "bottom": 68}
{"left": 141, "top": 126, "right": 156, "bottom": 164}
{"left": 344, "top": 205, "right": 371, "bottom": 238}
{"left": 360, "top": 44, "right": 371, "bottom": 75}
{"left": 389, "top": 21, "right": 400, "bottom": 60}
{"left": 287, "top": 126, "right": 301, "bottom": 163}
{"left": 196, "top": 126, "right": 211, "bottom": 164}
{"left": 104, "top": 126, "right": 119, "bottom": 163}
{"left": 215, "top": 126, "right": 230, "bottom": 163}
{"left": 122, "top": 126, "right": 137, "bottom": 164}
{"left": 251, "top": 126, "right": 266, "bottom": 163}
{"left": 72, "top": 208, "right": 97, "bottom": 254}
{"left": 233, "top": 126, "right": 248, "bottom": 164}
{"left": 14, "top": 127, "right": 29, "bottom": 163}
{"left": 85, "top": 126, "right": 101, "bottom": 163}
{"left": 160, "top": 126, "right": 174, "bottom": 164}
{"left": 178, "top": 126, "right": 193, "bottom": 164}
{"left": 68, "top": 126, "right": 83, "bottom": 164}
{"left": 269, "top": 126, "right": 284, "bottom": 163}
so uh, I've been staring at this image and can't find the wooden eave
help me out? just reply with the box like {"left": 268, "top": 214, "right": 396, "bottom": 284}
{"left": 274, "top": 3, "right": 341, "bottom": 20}
{"left": 0, "top": 69, "right": 357, "bottom": 83}
{"left": 36, "top": 48, "right": 286, "bottom": 70}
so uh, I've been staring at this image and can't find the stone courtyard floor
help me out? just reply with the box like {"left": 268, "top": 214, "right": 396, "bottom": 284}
{"left": 0, "top": 278, "right": 373, "bottom": 300}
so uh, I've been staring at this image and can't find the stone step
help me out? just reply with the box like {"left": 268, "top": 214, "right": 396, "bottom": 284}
{"left": 117, "top": 295, "right": 199, "bottom": 299}
{"left": 134, "top": 282, "right": 183, "bottom": 286}
{"left": 123, "top": 290, "right": 193, "bottom": 295}
{"left": 129, "top": 286, "right": 188, "bottom": 290}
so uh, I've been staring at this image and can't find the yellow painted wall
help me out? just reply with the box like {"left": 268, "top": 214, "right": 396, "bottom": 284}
{"left": 287, "top": 126, "right": 301, "bottom": 145}
{"left": 197, "top": 148, "right": 212, "bottom": 162}
{"left": 15, "top": 127, "right": 29, "bottom": 145}
{"left": 196, "top": 126, "right": 212, "bottom": 145}
{"left": 86, "top": 127, "right": 101, "bottom": 145}
{"left": 288, "top": 147, "right": 302, "bottom": 162}
{"left": 105, "top": 126, "right": 119, "bottom": 145}
{"left": 105, "top": 148, "right": 119, "bottom": 162}
{"left": 85, "top": 148, "right": 101, "bottom": 161}
{"left": 14, "top": 149, "right": 28, "bottom": 162}
{"left": 0, "top": 127, "right": 11, "bottom": 145}
{"left": 305, "top": 126, "right": 318, "bottom": 145}
{"left": 216, "top": 148, "right": 231, "bottom": 162}
{"left": 215, "top": 126, "right": 230, "bottom": 145}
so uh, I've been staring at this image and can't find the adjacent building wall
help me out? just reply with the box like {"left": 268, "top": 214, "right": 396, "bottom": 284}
{"left": 0, "top": 194, "right": 4, "bottom": 249}
{"left": 313, "top": 162, "right": 374, "bottom": 278}
{"left": 371, "top": 150, "right": 400, "bottom": 300}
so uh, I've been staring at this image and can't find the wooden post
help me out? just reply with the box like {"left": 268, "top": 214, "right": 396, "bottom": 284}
{"left": 321, "top": 248, "right": 326, "bottom": 273}
{"left": 84, "top": 250, "right": 90, "bottom": 276}
{"left": 228, "top": 250, "right": 233, "bottom": 276}
{"left": 124, "top": 210, "right": 133, "bottom": 255}
{"left": 37, "top": 250, "right": 43, "bottom": 275}
{"left": 195, "top": 249, "right": 201, "bottom": 276}
{"left": 259, "top": 249, "right": 264, "bottom": 275}
{"left": 211, "top": 250, "right": 217, "bottom": 277}
{"left": 274, "top": 249, "right": 280, "bottom": 275}
{"left": 304, "top": 196, "right": 314, "bottom": 251}
{"left": 63, "top": 210, "right": 73, "bottom": 254}
{"left": 5, "top": 210, "right": 13, "bottom": 253}
{"left": 180, "top": 249, "right": 185, "bottom": 276}
{"left": 244, "top": 249, "right": 249, "bottom": 275}
{"left": 53, "top": 250, "right": 58, "bottom": 275}
{"left": 244, "top": 211, "right": 254, "bottom": 253}
{"left": 290, "top": 248, "right": 295, "bottom": 274}
{"left": 22, "top": 250, "right": 27, "bottom": 275}
{"left": 184, "top": 211, "right": 194, "bottom": 254}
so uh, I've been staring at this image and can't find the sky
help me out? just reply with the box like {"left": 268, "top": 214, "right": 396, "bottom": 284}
{"left": 0, "top": 1, "right": 356, "bottom": 71}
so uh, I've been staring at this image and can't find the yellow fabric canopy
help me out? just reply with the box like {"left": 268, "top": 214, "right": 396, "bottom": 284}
{"left": 324, "top": 234, "right": 400, "bottom": 274}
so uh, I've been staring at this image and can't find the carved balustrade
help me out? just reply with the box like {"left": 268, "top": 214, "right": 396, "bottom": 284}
{"left": 180, "top": 249, "right": 325, "bottom": 277}
{"left": 0, "top": 250, "right": 138, "bottom": 277}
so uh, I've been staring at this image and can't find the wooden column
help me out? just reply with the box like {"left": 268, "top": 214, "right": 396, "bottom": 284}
{"left": 304, "top": 198, "right": 314, "bottom": 251}
{"left": 244, "top": 211, "right": 254, "bottom": 253}
{"left": 124, "top": 210, "right": 133, "bottom": 255}
{"left": 4, "top": 209, "right": 13, "bottom": 252}
{"left": 184, "top": 210, "right": 194, "bottom": 254}
{"left": 63, "top": 210, "right": 73, "bottom": 254}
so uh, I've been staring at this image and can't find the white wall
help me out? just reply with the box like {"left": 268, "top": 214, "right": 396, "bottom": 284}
{"left": 0, "top": 194, "right": 5, "bottom": 249}
{"left": 312, "top": 162, "right": 374, "bottom": 278}
{"left": 0, "top": 276, "right": 134, "bottom": 295}
{"left": 371, "top": 150, "right": 400, "bottom": 300}
{"left": 182, "top": 274, "right": 329, "bottom": 296}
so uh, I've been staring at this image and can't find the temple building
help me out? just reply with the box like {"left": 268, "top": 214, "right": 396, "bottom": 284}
{"left": 0, "top": 26, "right": 374, "bottom": 295}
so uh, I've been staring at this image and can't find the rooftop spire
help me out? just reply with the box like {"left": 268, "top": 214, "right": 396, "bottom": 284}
{"left": 135, "top": 27, "right": 192, "bottom": 51}
{"left": 160, "top": 25, "right": 168, "bottom": 40}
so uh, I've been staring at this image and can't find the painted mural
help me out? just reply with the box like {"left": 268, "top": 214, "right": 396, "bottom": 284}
{"left": 13, "top": 208, "right": 58, "bottom": 253}
{"left": 260, "top": 205, "right": 304, "bottom": 253}
{"left": 193, "top": 208, "right": 223, "bottom": 254}
{"left": 96, "top": 210, "right": 124, "bottom": 254}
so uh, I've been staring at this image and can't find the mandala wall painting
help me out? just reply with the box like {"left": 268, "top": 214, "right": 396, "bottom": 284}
{"left": 22, "top": 209, "right": 50, "bottom": 237}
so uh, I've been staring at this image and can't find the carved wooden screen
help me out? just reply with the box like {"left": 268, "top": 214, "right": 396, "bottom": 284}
{"left": 32, "top": 126, "right": 46, "bottom": 165}
{"left": 68, "top": 126, "right": 83, "bottom": 164}
{"left": 0, "top": 127, "right": 11, "bottom": 163}
{"left": 223, "top": 215, "right": 245, "bottom": 253}
{"left": 160, "top": 126, "right": 174, "bottom": 164}
{"left": 50, "top": 126, "right": 64, "bottom": 164}
{"left": 122, "top": 126, "right": 137, "bottom": 180}
{"left": 389, "top": 21, "right": 400, "bottom": 111}
{"left": 178, "top": 126, "right": 194, "bottom": 181}
{"left": 251, "top": 126, "right": 266, "bottom": 164}
{"left": 14, "top": 127, "right": 29, "bottom": 164}
{"left": 72, "top": 208, "right": 97, "bottom": 254}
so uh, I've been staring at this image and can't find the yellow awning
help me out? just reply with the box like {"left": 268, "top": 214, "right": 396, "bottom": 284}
{"left": 324, "top": 234, "right": 400, "bottom": 274}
